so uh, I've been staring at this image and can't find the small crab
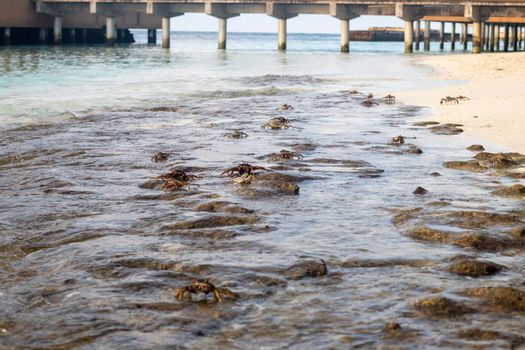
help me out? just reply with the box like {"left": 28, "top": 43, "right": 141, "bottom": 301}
{"left": 361, "top": 99, "right": 379, "bottom": 107}
{"left": 388, "top": 135, "right": 405, "bottom": 145}
{"left": 456, "top": 95, "right": 470, "bottom": 101}
{"left": 223, "top": 129, "right": 249, "bottom": 139}
{"left": 221, "top": 163, "right": 266, "bottom": 177}
{"left": 382, "top": 95, "right": 396, "bottom": 104}
{"left": 367, "top": 93, "right": 374, "bottom": 99}
{"left": 279, "top": 149, "right": 304, "bottom": 160}
{"left": 157, "top": 169, "right": 197, "bottom": 182}
{"left": 233, "top": 173, "right": 256, "bottom": 185}
{"left": 261, "top": 117, "right": 290, "bottom": 130}
{"left": 160, "top": 179, "right": 190, "bottom": 191}
{"left": 175, "top": 279, "right": 239, "bottom": 303}
{"left": 151, "top": 152, "right": 170, "bottom": 163}
{"left": 278, "top": 104, "right": 294, "bottom": 110}
{"left": 440, "top": 96, "right": 459, "bottom": 105}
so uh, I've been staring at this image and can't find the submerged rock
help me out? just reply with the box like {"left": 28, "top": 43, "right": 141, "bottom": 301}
{"left": 474, "top": 152, "right": 519, "bottom": 169}
{"left": 429, "top": 123, "right": 464, "bottom": 135}
{"left": 491, "top": 184, "right": 525, "bottom": 198}
{"left": 447, "top": 259, "right": 503, "bottom": 277}
{"left": 443, "top": 160, "right": 486, "bottom": 172}
{"left": 467, "top": 144, "right": 485, "bottom": 152}
{"left": 284, "top": 259, "right": 327, "bottom": 280}
{"left": 413, "top": 121, "right": 440, "bottom": 127}
{"left": 165, "top": 215, "right": 258, "bottom": 230}
{"left": 192, "top": 201, "right": 254, "bottom": 214}
{"left": 413, "top": 186, "right": 428, "bottom": 195}
{"left": 457, "top": 328, "right": 525, "bottom": 348}
{"left": 461, "top": 286, "right": 525, "bottom": 312}
{"left": 413, "top": 296, "right": 473, "bottom": 318}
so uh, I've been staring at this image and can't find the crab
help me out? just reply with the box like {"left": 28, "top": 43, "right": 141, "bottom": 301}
{"left": 151, "top": 152, "right": 170, "bottom": 163}
{"left": 175, "top": 279, "right": 239, "bottom": 303}
{"left": 367, "top": 93, "right": 374, "bottom": 99}
{"left": 261, "top": 116, "right": 290, "bottom": 130}
{"left": 278, "top": 149, "right": 304, "bottom": 160}
{"left": 156, "top": 169, "right": 198, "bottom": 191}
{"left": 160, "top": 179, "right": 191, "bottom": 191}
{"left": 223, "top": 129, "right": 249, "bottom": 139}
{"left": 361, "top": 99, "right": 379, "bottom": 107}
{"left": 440, "top": 96, "right": 459, "bottom": 105}
{"left": 157, "top": 169, "right": 196, "bottom": 182}
{"left": 382, "top": 95, "right": 396, "bottom": 104}
{"left": 233, "top": 173, "right": 256, "bottom": 185}
{"left": 388, "top": 135, "right": 405, "bottom": 145}
{"left": 221, "top": 163, "right": 266, "bottom": 177}
{"left": 278, "top": 104, "right": 294, "bottom": 110}
{"left": 456, "top": 95, "right": 470, "bottom": 101}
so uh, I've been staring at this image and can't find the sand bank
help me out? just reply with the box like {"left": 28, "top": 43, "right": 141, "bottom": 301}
{"left": 397, "top": 52, "right": 525, "bottom": 153}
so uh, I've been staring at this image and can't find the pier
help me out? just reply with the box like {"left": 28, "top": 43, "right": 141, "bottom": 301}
{"left": 1, "top": 0, "right": 525, "bottom": 53}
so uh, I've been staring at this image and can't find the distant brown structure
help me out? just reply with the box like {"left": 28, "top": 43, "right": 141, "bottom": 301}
{"left": 1, "top": 0, "right": 525, "bottom": 53}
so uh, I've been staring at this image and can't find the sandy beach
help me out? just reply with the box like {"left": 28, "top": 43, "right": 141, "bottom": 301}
{"left": 398, "top": 52, "right": 525, "bottom": 153}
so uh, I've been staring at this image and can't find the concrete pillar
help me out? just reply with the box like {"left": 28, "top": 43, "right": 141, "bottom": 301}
{"left": 53, "top": 16, "right": 62, "bottom": 45}
{"left": 70, "top": 28, "right": 76, "bottom": 44}
{"left": 340, "top": 19, "right": 349, "bottom": 53}
{"left": 451, "top": 23, "right": 456, "bottom": 50}
{"left": 404, "top": 20, "right": 414, "bottom": 53}
{"left": 490, "top": 24, "right": 495, "bottom": 52}
{"left": 504, "top": 24, "right": 509, "bottom": 52}
{"left": 472, "top": 21, "right": 482, "bottom": 54}
{"left": 463, "top": 23, "right": 468, "bottom": 50}
{"left": 81, "top": 28, "right": 88, "bottom": 44}
{"left": 162, "top": 17, "right": 170, "bottom": 49}
{"left": 278, "top": 18, "right": 287, "bottom": 51}
{"left": 3, "top": 27, "right": 11, "bottom": 46}
{"left": 414, "top": 20, "right": 420, "bottom": 50}
{"left": 439, "top": 22, "right": 445, "bottom": 50}
{"left": 513, "top": 24, "right": 518, "bottom": 51}
{"left": 218, "top": 18, "right": 227, "bottom": 50}
{"left": 423, "top": 20, "right": 430, "bottom": 51}
{"left": 495, "top": 25, "right": 500, "bottom": 51}
{"left": 147, "top": 29, "right": 157, "bottom": 44}
{"left": 106, "top": 17, "right": 116, "bottom": 45}
{"left": 39, "top": 28, "right": 47, "bottom": 45}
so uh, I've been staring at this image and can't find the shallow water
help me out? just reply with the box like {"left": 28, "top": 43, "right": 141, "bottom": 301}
{"left": 1, "top": 32, "right": 524, "bottom": 349}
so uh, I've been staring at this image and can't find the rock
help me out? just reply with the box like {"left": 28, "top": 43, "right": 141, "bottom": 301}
{"left": 448, "top": 210, "right": 523, "bottom": 228}
{"left": 457, "top": 328, "right": 525, "bottom": 348}
{"left": 430, "top": 172, "right": 441, "bottom": 177}
{"left": 264, "top": 181, "right": 300, "bottom": 195}
{"left": 413, "top": 121, "right": 440, "bottom": 127}
{"left": 413, "top": 186, "right": 428, "bottom": 195}
{"left": 405, "top": 147, "right": 423, "bottom": 155}
{"left": 284, "top": 259, "right": 327, "bottom": 280}
{"left": 461, "top": 286, "right": 525, "bottom": 312}
{"left": 383, "top": 322, "right": 402, "bottom": 332}
{"left": 443, "top": 160, "right": 486, "bottom": 172}
{"left": 491, "top": 184, "right": 525, "bottom": 198}
{"left": 429, "top": 123, "right": 464, "bottom": 135}
{"left": 447, "top": 259, "right": 503, "bottom": 277}
{"left": 413, "top": 296, "right": 473, "bottom": 318}
{"left": 165, "top": 215, "right": 258, "bottom": 230}
{"left": 192, "top": 201, "right": 254, "bottom": 214}
{"left": 467, "top": 144, "right": 485, "bottom": 151}
{"left": 474, "top": 152, "right": 518, "bottom": 169}
{"left": 510, "top": 227, "right": 525, "bottom": 239}
{"left": 408, "top": 226, "right": 519, "bottom": 252}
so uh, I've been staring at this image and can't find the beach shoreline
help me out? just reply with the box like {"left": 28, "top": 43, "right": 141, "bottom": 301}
{"left": 397, "top": 52, "right": 525, "bottom": 153}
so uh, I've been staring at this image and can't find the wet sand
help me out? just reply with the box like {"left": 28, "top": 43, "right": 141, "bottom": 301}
{"left": 398, "top": 52, "right": 525, "bottom": 153}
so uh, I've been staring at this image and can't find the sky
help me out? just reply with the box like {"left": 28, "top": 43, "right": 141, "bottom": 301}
{"left": 173, "top": 14, "right": 406, "bottom": 33}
